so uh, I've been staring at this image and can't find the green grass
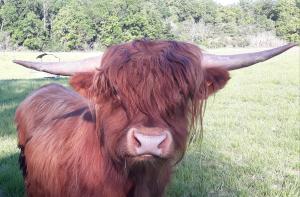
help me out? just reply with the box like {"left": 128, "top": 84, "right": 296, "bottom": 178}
{"left": 0, "top": 48, "right": 299, "bottom": 197}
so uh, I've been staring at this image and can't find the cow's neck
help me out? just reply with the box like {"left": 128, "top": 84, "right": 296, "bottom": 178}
{"left": 126, "top": 161, "right": 172, "bottom": 197}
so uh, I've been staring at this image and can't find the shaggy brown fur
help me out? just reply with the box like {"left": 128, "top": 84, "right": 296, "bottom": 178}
{"left": 16, "top": 40, "right": 230, "bottom": 197}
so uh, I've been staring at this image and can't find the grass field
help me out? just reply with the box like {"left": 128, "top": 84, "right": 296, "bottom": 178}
{"left": 0, "top": 47, "right": 299, "bottom": 197}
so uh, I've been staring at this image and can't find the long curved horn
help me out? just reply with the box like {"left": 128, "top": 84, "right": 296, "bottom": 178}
{"left": 202, "top": 43, "right": 297, "bottom": 70}
{"left": 13, "top": 55, "right": 102, "bottom": 76}
{"left": 13, "top": 44, "right": 297, "bottom": 75}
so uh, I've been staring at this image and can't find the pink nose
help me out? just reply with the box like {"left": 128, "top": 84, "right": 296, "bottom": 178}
{"left": 127, "top": 128, "right": 172, "bottom": 157}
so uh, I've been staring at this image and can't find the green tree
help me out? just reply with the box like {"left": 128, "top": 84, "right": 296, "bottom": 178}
{"left": 0, "top": 0, "right": 299, "bottom": 50}
{"left": 167, "top": 0, "right": 218, "bottom": 23}
{"left": 87, "top": 0, "right": 173, "bottom": 46}
{"left": 52, "top": 2, "right": 96, "bottom": 50}
{"left": 274, "top": 0, "right": 300, "bottom": 42}
{"left": 11, "top": 11, "right": 45, "bottom": 50}
{"left": 0, "top": 1, "right": 18, "bottom": 32}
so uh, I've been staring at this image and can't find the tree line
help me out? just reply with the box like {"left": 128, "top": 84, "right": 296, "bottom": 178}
{"left": 0, "top": 0, "right": 299, "bottom": 51}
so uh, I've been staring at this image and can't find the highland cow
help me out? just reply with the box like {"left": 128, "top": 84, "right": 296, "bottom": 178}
{"left": 14, "top": 40, "right": 296, "bottom": 197}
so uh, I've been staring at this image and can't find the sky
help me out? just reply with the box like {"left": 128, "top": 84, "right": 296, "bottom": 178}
{"left": 214, "top": 0, "right": 239, "bottom": 5}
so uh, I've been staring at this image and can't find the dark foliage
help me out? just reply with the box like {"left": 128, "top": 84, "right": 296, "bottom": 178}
{"left": 0, "top": 0, "right": 298, "bottom": 50}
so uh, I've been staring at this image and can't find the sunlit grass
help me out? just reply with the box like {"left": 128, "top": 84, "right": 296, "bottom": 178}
{"left": 0, "top": 51, "right": 101, "bottom": 79}
{"left": 0, "top": 47, "right": 299, "bottom": 196}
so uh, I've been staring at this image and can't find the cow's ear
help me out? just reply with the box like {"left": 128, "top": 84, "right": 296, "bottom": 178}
{"left": 69, "top": 72, "right": 94, "bottom": 97}
{"left": 205, "top": 67, "right": 230, "bottom": 96}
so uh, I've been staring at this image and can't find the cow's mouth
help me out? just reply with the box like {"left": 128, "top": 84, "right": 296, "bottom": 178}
{"left": 135, "top": 154, "right": 155, "bottom": 160}
{"left": 139, "top": 154, "right": 155, "bottom": 159}
{"left": 130, "top": 153, "right": 163, "bottom": 162}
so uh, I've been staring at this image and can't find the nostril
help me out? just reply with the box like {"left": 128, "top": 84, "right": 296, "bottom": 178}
{"left": 128, "top": 128, "right": 142, "bottom": 149}
{"left": 157, "top": 133, "right": 167, "bottom": 149}
{"left": 133, "top": 135, "right": 141, "bottom": 147}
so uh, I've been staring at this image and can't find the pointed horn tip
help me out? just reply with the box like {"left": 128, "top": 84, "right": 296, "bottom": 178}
{"left": 12, "top": 60, "right": 42, "bottom": 70}
{"left": 275, "top": 43, "right": 298, "bottom": 54}
{"left": 286, "top": 43, "right": 298, "bottom": 48}
{"left": 13, "top": 60, "right": 32, "bottom": 64}
{"left": 13, "top": 60, "right": 26, "bottom": 65}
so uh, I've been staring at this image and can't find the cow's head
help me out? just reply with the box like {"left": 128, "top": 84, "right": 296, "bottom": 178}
{"left": 13, "top": 40, "right": 296, "bottom": 168}
{"left": 68, "top": 40, "right": 231, "bottom": 166}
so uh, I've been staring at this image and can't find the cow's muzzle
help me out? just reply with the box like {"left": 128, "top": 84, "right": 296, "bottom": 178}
{"left": 127, "top": 127, "right": 173, "bottom": 158}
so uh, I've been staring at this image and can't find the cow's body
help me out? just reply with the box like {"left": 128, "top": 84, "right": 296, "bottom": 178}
{"left": 16, "top": 84, "right": 108, "bottom": 196}
{"left": 15, "top": 40, "right": 295, "bottom": 197}
{"left": 16, "top": 84, "right": 173, "bottom": 197}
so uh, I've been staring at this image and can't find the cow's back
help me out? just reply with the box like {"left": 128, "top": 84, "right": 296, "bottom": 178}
{"left": 15, "top": 83, "right": 106, "bottom": 197}
{"left": 15, "top": 83, "right": 90, "bottom": 145}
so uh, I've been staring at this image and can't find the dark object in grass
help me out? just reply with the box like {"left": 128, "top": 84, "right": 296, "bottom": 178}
{"left": 36, "top": 53, "right": 60, "bottom": 62}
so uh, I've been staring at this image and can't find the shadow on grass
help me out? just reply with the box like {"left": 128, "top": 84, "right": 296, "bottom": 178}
{"left": 166, "top": 147, "right": 255, "bottom": 197}
{"left": 0, "top": 78, "right": 68, "bottom": 137}
{"left": 0, "top": 78, "right": 68, "bottom": 197}
{"left": 0, "top": 153, "right": 23, "bottom": 197}
{"left": 0, "top": 147, "right": 257, "bottom": 197}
